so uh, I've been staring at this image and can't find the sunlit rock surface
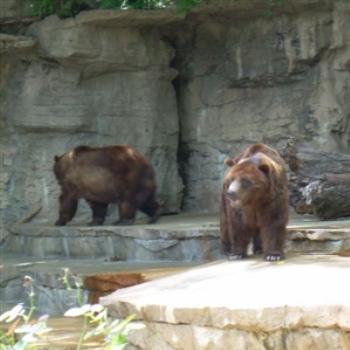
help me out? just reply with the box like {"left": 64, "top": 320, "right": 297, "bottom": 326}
{"left": 101, "top": 255, "right": 350, "bottom": 350}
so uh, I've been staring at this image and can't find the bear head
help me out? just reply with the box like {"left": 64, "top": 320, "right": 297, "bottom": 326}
{"left": 223, "top": 153, "right": 273, "bottom": 206}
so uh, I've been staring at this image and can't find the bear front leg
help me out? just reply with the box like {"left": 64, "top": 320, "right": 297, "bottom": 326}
{"left": 220, "top": 196, "right": 233, "bottom": 256}
{"left": 87, "top": 201, "right": 108, "bottom": 226}
{"left": 260, "top": 223, "right": 287, "bottom": 261}
{"left": 55, "top": 191, "right": 78, "bottom": 226}
{"left": 228, "top": 225, "right": 252, "bottom": 260}
{"left": 221, "top": 196, "right": 251, "bottom": 260}
{"left": 115, "top": 201, "right": 137, "bottom": 225}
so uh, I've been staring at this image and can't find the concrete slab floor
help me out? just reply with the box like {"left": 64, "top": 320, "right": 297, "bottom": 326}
{"left": 101, "top": 254, "right": 350, "bottom": 330}
{"left": 102, "top": 254, "right": 350, "bottom": 308}
{"left": 14, "top": 211, "right": 350, "bottom": 230}
{"left": 3, "top": 212, "right": 350, "bottom": 270}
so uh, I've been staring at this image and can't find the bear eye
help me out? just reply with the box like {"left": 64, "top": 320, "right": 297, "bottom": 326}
{"left": 241, "top": 178, "right": 252, "bottom": 189}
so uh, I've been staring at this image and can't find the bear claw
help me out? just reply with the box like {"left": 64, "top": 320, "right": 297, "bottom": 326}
{"left": 228, "top": 253, "right": 246, "bottom": 261}
{"left": 265, "top": 254, "right": 284, "bottom": 262}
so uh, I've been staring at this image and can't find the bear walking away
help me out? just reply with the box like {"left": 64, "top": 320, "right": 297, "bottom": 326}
{"left": 220, "top": 144, "right": 289, "bottom": 261}
{"left": 53, "top": 145, "right": 159, "bottom": 226}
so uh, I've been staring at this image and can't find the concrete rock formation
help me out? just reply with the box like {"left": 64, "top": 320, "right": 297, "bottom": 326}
{"left": 176, "top": 0, "right": 350, "bottom": 211}
{"left": 2, "top": 0, "right": 350, "bottom": 231}
{"left": 0, "top": 11, "right": 183, "bottom": 230}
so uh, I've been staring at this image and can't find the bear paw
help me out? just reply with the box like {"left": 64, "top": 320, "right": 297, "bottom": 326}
{"left": 148, "top": 215, "right": 159, "bottom": 224}
{"left": 88, "top": 220, "right": 104, "bottom": 226}
{"left": 54, "top": 219, "right": 66, "bottom": 226}
{"left": 114, "top": 219, "right": 135, "bottom": 226}
{"left": 228, "top": 253, "right": 246, "bottom": 261}
{"left": 265, "top": 254, "right": 284, "bottom": 262}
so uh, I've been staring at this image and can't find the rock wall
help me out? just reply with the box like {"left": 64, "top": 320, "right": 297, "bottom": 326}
{"left": 0, "top": 11, "right": 184, "bottom": 231}
{"left": 175, "top": 0, "right": 350, "bottom": 211}
{"left": 2, "top": 0, "right": 350, "bottom": 233}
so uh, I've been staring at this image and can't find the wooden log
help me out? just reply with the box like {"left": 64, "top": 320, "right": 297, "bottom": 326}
{"left": 303, "top": 174, "right": 350, "bottom": 219}
{"left": 282, "top": 140, "right": 350, "bottom": 219}
{"left": 84, "top": 265, "right": 194, "bottom": 303}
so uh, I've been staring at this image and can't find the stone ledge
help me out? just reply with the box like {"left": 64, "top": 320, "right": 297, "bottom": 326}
{"left": 4, "top": 214, "right": 350, "bottom": 259}
{"left": 76, "top": 8, "right": 184, "bottom": 27}
{"left": 102, "top": 256, "right": 350, "bottom": 331}
{"left": 0, "top": 33, "right": 36, "bottom": 54}
{"left": 5, "top": 215, "right": 221, "bottom": 260}
{"left": 101, "top": 255, "right": 350, "bottom": 349}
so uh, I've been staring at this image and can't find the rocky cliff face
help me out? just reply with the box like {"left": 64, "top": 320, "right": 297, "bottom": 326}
{"left": 0, "top": 10, "right": 184, "bottom": 231}
{"left": 1, "top": 0, "right": 350, "bottom": 232}
{"left": 175, "top": 0, "right": 350, "bottom": 211}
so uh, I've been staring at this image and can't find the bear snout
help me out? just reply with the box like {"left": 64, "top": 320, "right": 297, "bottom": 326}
{"left": 227, "top": 180, "right": 240, "bottom": 200}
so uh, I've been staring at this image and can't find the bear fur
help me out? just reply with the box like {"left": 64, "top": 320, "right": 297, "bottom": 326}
{"left": 53, "top": 145, "right": 159, "bottom": 226}
{"left": 220, "top": 143, "right": 289, "bottom": 261}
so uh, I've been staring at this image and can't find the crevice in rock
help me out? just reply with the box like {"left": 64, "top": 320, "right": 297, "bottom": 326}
{"left": 165, "top": 30, "right": 190, "bottom": 212}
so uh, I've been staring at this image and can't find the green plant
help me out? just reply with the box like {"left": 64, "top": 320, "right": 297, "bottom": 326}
{"left": 60, "top": 267, "right": 84, "bottom": 306}
{"left": 0, "top": 271, "right": 136, "bottom": 350}
{"left": 28, "top": 0, "right": 96, "bottom": 18}
{"left": 176, "top": 0, "right": 201, "bottom": 12}
{"left": 100, "top": 0, "right": 174, "bottom": 10}
{"left": 64, "top": 304, "right": 135, "bottom": 349}
{"left": 30, "top": 0, "right": 55, "bottom": 17}
{"left": 28, "top": 0, "right": 204, "bottom": 17}
{"left": 61, "top": 268, "right": 136, "bottom": 349}
{"left": 0, "top": 276, "right": 51, "bottom": 350}
{"left": 99, "top": 0, "right": 124, "bottom": 9}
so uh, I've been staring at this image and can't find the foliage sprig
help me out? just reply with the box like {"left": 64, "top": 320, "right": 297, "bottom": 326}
{"left": 28, "top": 0, "right": 204, "bottom": 18}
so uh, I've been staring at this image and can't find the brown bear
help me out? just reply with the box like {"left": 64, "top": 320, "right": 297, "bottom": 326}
{"left": 53, "top": 145, "right": 159, "bottom": 226}
{"left": 220, "top": 143, "right": 289, "bottom": 261}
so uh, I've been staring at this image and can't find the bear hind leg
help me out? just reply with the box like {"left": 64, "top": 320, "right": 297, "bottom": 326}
{"left": 139, "top": 195, "right": 159, "bottom": 224}
{"left": 253, "top": 230, "right": 262, "bottom": 255}
{"left": 115, "top": 201, "right": 137, "bottom": 225}
{"left": 87, "top": 201, "right": 108, "bottom": 226}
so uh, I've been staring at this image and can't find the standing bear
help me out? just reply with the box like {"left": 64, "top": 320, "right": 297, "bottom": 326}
{"left": 54, "top": 145, "right": 159, "bottom": 226}
{"left": 220, "top": 143, "right": 289, "bottom": 261}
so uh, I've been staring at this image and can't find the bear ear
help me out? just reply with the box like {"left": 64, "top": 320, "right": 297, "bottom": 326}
{"left": 250, "top": 153, "right": 270, "bottom": 176}
{"left": 258, "top": 163, "right": 270, "bottom": 176}
{"left": 224, "top": 157, "right": 236, "bottom": 167}
{"left": 54, "top": 155, "right": 60, "bottom": 162}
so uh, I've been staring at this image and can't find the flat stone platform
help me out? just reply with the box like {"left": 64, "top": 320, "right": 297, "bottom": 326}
{"left": 101, "top": 254, "right": 350, "bottom": 350}
{"left": 4, "top": 213, "right": 350, "bottom": 259}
